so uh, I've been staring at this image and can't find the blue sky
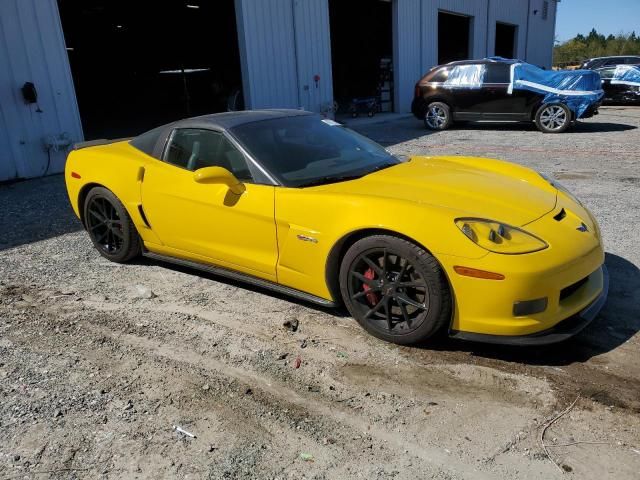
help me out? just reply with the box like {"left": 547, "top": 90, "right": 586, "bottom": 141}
{"left": 556, "top": 0, "right": 640, "bottom": 42}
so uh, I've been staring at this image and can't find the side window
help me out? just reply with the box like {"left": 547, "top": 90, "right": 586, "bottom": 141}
{"left": 624, "top": 57, "right": 640, "bottom": 65}
{"left": 598, "top": 68, "right": 615, "bottom": 80}
{"left": 163, "top": 128, "right": 253, "bottom": 181}
{"left": 484, "top": 64, "right": 511, "bottom": 84}
{"left": 445, "top": 64, "right": 486, "bottom": 87}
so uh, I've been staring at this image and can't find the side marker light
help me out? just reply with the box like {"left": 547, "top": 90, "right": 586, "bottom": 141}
{"left": 453, "top": 266, "right": 505, "bottom": 280}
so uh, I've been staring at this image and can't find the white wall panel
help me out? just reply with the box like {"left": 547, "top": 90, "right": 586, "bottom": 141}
{"left": 526, "top": 0, "right": 557, "bottom": 68}
{"left": 393, "top": 0, "right": 422, "bottom": 113}
{"left": 0, "top": 0, "right": 82, "bottom": 182}
{"left": 236, "top": 0, "right": 299, "bottom": 109}
{"left": 236, "top": 0, "right": 333, "bottom": 113}
{"left": 293, "top": 0, "right": 333, "bottom": 113}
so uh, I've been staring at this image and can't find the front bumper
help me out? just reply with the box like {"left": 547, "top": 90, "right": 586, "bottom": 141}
{"left": 411, "top": 97, "right": 428, "bottom": 120}
{"left": 439, "top": 194, "right": 606, "bottom": 344}
{"left": 449, "top": 265, "right": 608, "bottom": 345}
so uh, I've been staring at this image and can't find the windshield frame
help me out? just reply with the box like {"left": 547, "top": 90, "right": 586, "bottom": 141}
{"left": 228, "top": 115, "right": 401, "bottom": 188}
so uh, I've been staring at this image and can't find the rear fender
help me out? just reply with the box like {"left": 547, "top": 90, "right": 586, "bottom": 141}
{"left": 64, "top": 142, "right": 161, "bottom": 244}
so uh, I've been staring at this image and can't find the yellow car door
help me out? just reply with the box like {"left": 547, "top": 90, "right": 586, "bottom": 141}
{"left": 140, "top": 128, "right": 278, "bottom": 280}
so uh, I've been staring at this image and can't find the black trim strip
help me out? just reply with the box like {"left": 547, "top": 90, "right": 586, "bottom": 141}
{"left": 142, "top": 251, "right": 336, "bottom": 308}
{"left": 137, "top": 205, "right": 151, "bottom": 229}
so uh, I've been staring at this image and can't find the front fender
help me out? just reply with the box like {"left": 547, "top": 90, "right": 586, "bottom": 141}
{"left": 274, "top": 189, "right": 486, "bottom": 300}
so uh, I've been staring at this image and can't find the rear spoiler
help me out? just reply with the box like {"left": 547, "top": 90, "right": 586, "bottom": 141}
{"left": 73, "top": 138, "right": 132, "bottom": 150}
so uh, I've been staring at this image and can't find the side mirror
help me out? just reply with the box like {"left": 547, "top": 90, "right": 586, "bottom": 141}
{"left": 193, "top": 166, "right": 245, "bottom": 195}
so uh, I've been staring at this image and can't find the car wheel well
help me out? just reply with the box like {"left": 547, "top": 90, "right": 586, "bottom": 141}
{"left": 324, "top": 228, "right": 433, "bottom": 305}
{"left": 78, "top": 183, "right": 106, "bottom": 227}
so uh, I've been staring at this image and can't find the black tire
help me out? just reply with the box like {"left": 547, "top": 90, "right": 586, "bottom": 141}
{"left": 535, "top": 103, "right": 571, "bottom": 133}
{"left": 83, "top": 187, "right": 141, "bottom": 263}
{"left": 339, "top": 235, "right": 452, "bottom": 345}
{"left": 424, "top": 101, "right": 452, "bottom": 131}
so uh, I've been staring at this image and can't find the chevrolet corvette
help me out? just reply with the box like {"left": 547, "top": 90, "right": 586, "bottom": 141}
{"left": 65, "top": 110, "right": 608, "bottom": 345}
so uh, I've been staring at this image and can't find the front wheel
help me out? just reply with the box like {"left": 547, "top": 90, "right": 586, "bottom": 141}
{"left": 83, "top": 187, "right": 141, "bottom": 263}
{"left": 424, "top": 102, "right": 452, "bottom": 131}
{"left": 535, "top": 103, "right": 571, "bottom": 133}
{"left": 339, "top": 235, "right": 452, "bottom": 345}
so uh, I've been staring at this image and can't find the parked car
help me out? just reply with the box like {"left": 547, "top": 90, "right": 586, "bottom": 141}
{"left": 65, "top": 110, "right": 607, "bottom": 346}
{"left": 596, "top": 65, "right": 640, "bottom": 104}
{"left": 412, "top": 59, "right": 602, "bottom": 133}
{"left": 580, "top": 55, "right": 640, "bottom": 70}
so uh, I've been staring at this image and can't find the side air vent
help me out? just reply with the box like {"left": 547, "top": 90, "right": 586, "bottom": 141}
{"left": 554, "top": 208, "right": 566, "bottom": 221}
{"left": 138, "top": 204, "right": 152, "bottom": 228}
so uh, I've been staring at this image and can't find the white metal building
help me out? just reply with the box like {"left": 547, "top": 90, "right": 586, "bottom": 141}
{"left": 0, "top": 0, "right": 558, "bottom": 182}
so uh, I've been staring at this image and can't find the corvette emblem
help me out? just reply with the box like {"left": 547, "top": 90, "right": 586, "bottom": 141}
{"left": 297, "top": 234, "right": 318, "bottom": 243}
{"left": 576, "top": 223, "right": 589, "bottom": 232}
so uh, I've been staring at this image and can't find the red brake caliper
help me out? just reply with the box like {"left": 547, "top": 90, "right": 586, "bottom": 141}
{"left": 363, "top": 268, "right": 379, "bottom": 306}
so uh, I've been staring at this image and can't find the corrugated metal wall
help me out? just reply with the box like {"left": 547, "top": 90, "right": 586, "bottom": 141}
{"left": 487, "top": 0, "right": 528, "bottom": 59}
{"left": 292, "top": 0, "right": 333, "bottom": 113}
{"left": 0, "top": 0, "right": 557, "bottom": 181}
{"left": 235, "top": 0, "right": 333, "bottom": 113}
{"left": 525, "top": 0, "right": 557, "bottom": 68}
{"left": 393, "top": 0, "right": 423, "bottom": 115}
{"left": 0, "top": 0, "right": 82, "bottom": 182}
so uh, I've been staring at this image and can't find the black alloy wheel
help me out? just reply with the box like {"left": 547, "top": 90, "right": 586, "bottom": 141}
{"left": 339, "top": 235, "right": 451, "bottom": 345}
{"left": 87, "top": 196, "right": 124, "bottom": 255}
{"left": 83, "top": 187, "right": 141, "bottom": 263}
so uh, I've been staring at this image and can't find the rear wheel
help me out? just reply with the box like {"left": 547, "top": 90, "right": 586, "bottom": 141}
{"left": 535, "top": 103, "right": 571, "bottom": 133}
{"left": 83, "top": 187, "right": 141, "bottom": 263}
{"left": 424, "top": 102, "right": 452, "bottom": 131}
{"left": 339, "top": 235, "right": 452, "bottom": 345}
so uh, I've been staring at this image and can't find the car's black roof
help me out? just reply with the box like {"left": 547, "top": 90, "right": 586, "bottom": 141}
{"left": 166, "top": 109, "right": 313, "bottom": 131}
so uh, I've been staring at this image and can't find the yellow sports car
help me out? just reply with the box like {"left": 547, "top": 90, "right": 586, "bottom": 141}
{"left": 65, "top": 110, "right": 608, "bottom": 346}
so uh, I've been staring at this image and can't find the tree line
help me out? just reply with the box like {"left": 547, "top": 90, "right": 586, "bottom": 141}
{"left": 553, "top": 29, "right": 640, "bottom": 66}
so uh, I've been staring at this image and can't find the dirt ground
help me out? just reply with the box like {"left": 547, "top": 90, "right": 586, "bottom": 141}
{"left": 1, "top": 107, "right": 639, "bottom": 479}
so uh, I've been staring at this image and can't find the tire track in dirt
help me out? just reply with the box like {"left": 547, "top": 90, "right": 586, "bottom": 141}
{"left": 84, "top": 320, "right": 496, "bottom": 480}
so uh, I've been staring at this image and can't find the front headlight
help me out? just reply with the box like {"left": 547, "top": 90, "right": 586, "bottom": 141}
{"left": 455, "top": 218, "right": 548, "bottom": 254}
{"left": 539, "top": 172, "right": 583, "bottom": 206}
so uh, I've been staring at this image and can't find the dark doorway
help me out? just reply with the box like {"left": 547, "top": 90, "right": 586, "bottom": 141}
{"left": 329, "top": 0, "right": 394, "bottom": 114}
{"left": 58, "top": 0, "right": 243, "bottom": 140}
{"left": 438, "top": 11, "right": 472, "bottom": 64}
{"left": 495, "top": 22, "right": 517, "bottom": 59}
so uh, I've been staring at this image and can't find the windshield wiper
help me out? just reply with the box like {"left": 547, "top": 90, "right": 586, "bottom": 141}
{"left": 296, "top": 173, "right": 365, "bottom": 188}
{"left": 296, "top": 162, "right": 399, "bottom": 188}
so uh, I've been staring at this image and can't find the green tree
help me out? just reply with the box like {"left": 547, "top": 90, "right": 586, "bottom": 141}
{"left": 553, "top": 29, "right": 640, "bottom": 67}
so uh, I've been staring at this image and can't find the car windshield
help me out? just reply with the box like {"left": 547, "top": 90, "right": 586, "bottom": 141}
{"left": 230, "top": 115, "right": 400, "bottom": 187}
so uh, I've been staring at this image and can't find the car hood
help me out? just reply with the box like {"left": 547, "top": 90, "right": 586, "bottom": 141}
{"left": 314, "top": 156, "right": 558, "bottom": 226}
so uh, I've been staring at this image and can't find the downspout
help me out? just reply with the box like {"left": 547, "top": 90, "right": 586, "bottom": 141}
{"left": 524, "top": 0, "right": 531, "bottom": 61}
{"left": 486, "top": 0, "right": 490, "bottom": 57}
{"left": 550, "top": 0, "right": 558, "bottom": 67}
{"left": 291, "top": 0, "right": 302, "bottom": 109}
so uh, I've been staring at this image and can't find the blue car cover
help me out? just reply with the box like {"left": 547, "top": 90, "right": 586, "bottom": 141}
{"left": 611, "top": 65, "right": 640, "bottom": 87}
{"left": 502, "top": 59, "right": 604, "bottom": 118}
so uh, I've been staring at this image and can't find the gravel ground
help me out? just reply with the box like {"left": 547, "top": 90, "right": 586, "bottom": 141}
{"left": 1, "top": 106, "right": 639, "bottom": 479}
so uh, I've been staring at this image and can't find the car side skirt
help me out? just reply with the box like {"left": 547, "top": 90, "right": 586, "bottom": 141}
{"left": 142, "top": 251, "right": 336, "bottom": 308}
